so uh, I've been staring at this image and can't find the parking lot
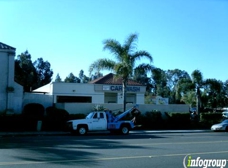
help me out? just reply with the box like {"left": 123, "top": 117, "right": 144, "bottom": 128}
{"left": 0, "top": 131, "right": 227, "bottom": 168}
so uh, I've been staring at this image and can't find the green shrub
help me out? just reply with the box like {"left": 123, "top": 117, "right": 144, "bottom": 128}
{"left": 199, "top": 112, "right": 222, "bottom": 128}
{"left": 200, "top": 112, "right": 222, "bottom": 122}
{"left": 137, "top": 110, "right": 163, "bottom": 129}
{"left": 0, "top": 114, "right": 25, "bottom": 131}
{"left": 42, "top": 106, "right": 69, "bottom": 131}
{"left": 22, "top": 103, "right": 45, "bottom": 131}
{"left": 23, "top": 103, "right": 45, "bottom": 120}
{"left": 168, "top": 113, "right": 191, "bottom": 129}
{"left": 46, "top": 106, "right": 69, "bottom": 121}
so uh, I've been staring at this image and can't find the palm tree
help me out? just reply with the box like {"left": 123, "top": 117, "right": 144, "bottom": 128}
{"left": 176, "top": 70, "right": 204, "bottom": 118}
{"left": 191, "top": 70, "right": 204, "bottom": 116}
{"left": 89, "top": 33, "right": 153, "bottom": 111}
{"left": 180, "top": 91, "right": 196, "bottom": 107}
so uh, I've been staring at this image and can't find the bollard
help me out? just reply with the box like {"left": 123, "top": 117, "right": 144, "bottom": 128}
{"left": 37, "top": 120, "right": 42, "bottom": 131}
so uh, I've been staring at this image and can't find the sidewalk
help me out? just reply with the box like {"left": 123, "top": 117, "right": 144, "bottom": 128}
{"left": 132, "top": 129, "right": 211, "bottom": 133}
{"left": 0, "top": 129, "right": 211, "bottom": 137}
{"left": 0, "top": 131, "right": 70, "bottom": 137}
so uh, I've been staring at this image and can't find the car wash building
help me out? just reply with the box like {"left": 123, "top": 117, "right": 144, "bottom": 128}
{"left": 31, "top": 73, "right": 146, "bottom": 113}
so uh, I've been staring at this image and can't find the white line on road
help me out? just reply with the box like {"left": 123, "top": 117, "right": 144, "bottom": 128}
{"left": 0, "top": 150, "right": 228, "bottom": 166}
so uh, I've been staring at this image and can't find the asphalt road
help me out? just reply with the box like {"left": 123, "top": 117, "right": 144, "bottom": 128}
{"left": 0, "top": 131, "right": 227, "bottom": 168}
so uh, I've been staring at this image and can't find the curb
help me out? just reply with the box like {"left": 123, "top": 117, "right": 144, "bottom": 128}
{"left": 0, "top": 130, "right": 211, "bottom": 137}
{"left": 0, "top": 131, "right": 70, "bottom": 137}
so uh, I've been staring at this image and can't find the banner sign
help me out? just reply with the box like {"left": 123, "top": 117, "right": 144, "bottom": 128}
{"left": 103, "top": 85, "right": 140, "bottom": 92}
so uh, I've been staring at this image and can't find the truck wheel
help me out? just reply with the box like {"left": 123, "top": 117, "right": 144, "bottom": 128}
{"left": 120, "top": 125, "right": 129, "bottom": 135}
{"left": 78, "top": 126, "right": 87, "bottom": 135}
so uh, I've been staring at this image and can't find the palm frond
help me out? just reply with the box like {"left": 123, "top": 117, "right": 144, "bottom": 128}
{"left": 89, "top": 58, "right": 116, "bottom": 75}
{"left": 123, "top": 33, "right": 138, "bottom": 54}
{"left": 99, "top": 58, "right": 116, "bottom": 70}
{"left": 191, "top": 69, "right": 203, "bottom": 85}
{"left": 134, "top": 63, "right": 154, "bottom": 74}
{"left": 103, "top": 39, "right": 123, "bottom": 60}
{"left": 131, "top": 51, "right": 153, "bottom": 63}
{"left": 114, "top": 63, "right": 132, "bottom": 79}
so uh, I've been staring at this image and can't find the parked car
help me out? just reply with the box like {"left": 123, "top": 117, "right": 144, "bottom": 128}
{"left": 211, "top": 119, "right": 228, "bottom": 132}
{"left": 222, "top": 111, "right": 228, "bottom": 119}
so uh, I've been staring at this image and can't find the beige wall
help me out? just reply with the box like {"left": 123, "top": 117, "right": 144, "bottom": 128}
{"left": 22, "top": 93, "right": 189, "bottom": 116}
{"left": 0, "top": 47, "right": 23, "bottom": 113}
{"left": 0, "top": 51, "right": 10, "bottom": 112}
{"left": 23, "top": 93, "right": 53, "bottom": 110}
{"left": 55, "top": 103, "right": 189, "bottom": 115}
{"left": 51, "top": 82, "right": 145, "bottom": 105}
{"left": 13, "top": 83, "right": 23, "bottom": 113}
{"left": 53, "top": 82, "right": 94, "bottom": 94}
{"left": 52, "top": 82, "right": 105, "bottom": 104}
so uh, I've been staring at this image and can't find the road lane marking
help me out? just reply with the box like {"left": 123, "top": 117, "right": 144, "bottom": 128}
{"left": 129, "top": 140, "right": 228, "bottom": 146}
{"left": 1, "top": 150, "right": 228, "bottom": 166}
{"left": 32, "top": 140, "right": 228, "bottom": 150}
{"left": 3, "top": 140, "right": 227, "bottom": 150}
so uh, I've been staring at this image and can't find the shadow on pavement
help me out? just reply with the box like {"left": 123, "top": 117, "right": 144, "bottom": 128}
{"left": 0, "top": 133, "right": 165, "bottom": 166}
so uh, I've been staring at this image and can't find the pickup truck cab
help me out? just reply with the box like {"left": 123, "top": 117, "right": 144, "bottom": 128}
{"left": 67, "top": 106, "right": 139, "bottom": 135}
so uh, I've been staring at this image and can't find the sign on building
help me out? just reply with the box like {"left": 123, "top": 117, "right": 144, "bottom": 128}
{"left": 151, "top": 96, "right": 169, "bottom": 105}
{"left": 103, "top": 85, "right": 141, "bottom": 92}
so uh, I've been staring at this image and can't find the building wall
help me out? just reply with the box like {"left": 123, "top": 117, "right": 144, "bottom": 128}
{"left": 55, "top": 102, "right": 189, "bottom": 115}
{"left": 13, "top": 83, "right": 23, "bottom": 113}
{"left": 52, "top": 82, "right": 94, "bottom": 94}
{"left": 104, "top": 93, "right": 117, "bottom": 103}
{"left": 94, "top": 84, "right": 145, "bottom": 104}
{"left": 23, "top": 93, "right": 53, "bottom": 110}
{"left": 0, "top": 48, "right": 23, "bottom": 113}
{"left": 52, "top": 82, "right": 104, "bottom": 104}
{"left": 22, "top": 90, "right": 189, "bottom": 115}
{"left": 22, "top": 81, "right": 189, "bottom": 115}
{"left": 0, "top": 51, "right": 8, "bottom": 112}
{"left": 136, "top": 93, "right": 145, "bottom": 104}
{"left": 51, "top": 82, "right": 145, "bottom": 105}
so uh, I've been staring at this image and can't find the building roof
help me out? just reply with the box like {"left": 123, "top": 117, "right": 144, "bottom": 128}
{"left": 32, "top": 83, "right": 51, "bottom": 93}
{"left": 0, "top": 42, "right": 16, "bottom": 50}
{"left": 89, "top": 73, "right": 144, "bottom": 86}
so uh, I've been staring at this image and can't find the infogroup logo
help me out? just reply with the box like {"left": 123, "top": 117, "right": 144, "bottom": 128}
{"left": 183, "top": 155, "right": 228, "bottom": 168}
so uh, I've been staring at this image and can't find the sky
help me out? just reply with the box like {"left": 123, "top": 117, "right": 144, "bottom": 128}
{"left": 1, "top": 0, "right": 228, "bottom": 82}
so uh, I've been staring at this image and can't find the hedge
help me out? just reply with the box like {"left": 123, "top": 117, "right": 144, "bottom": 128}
{"left": 0, "top": 114, "right": 25, "bottom": 131}
{"left": 199, "top": 112, "right": 223, "bottom": 128}
{"left": 167, "top": 113, "right": 191, "bottom": 129}
{"left": 0, "top": 109, "right": 224, "bottom": 131}
{"left": 136, "top": 110, "right": 164, "bottom": 129}
{"left": 23, "top": 103, "right": 45, "bottom": 120}
{"left": 42, "top": 106, "right": 69, "bottom": 131}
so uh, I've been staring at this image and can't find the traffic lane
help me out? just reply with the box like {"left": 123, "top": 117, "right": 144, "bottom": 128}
{"left": 1, "top": 150, "right": 228, "bottom": 168}
{"left": 0, "top": 132, "right": 227, "bottom": 168}
{"left": 0, "top": 133, "right": 161, "bottom": 166}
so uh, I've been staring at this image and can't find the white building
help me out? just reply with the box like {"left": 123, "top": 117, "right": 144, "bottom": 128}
{"left": 30, "top": 73, "right": 147, "bottom": 114}
{"left": 0, "top": 42, "right": 23, "bottom": 114}
{"left": 33, "top": 73, "right": 146, "bottom": 105}
{"left": 0, "top": 42, "right": 189, "bottom": 115}
{"left": 31, "top": 76, "right": 188, "bottom": 114}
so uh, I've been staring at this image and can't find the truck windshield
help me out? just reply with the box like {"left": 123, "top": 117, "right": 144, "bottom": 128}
{"left": 86, "top": 112, "right": 94, "bottom": 119}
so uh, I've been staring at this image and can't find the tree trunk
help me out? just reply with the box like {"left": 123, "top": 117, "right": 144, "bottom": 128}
{"left": 122, "top": 80, "right": 127, "bottom": 112}
{"left": 196, "top": 87, "right": 201, "bottom": 121}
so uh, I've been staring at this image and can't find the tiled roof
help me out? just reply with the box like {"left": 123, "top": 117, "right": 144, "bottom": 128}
{"left": 0, "top": 42, "right": 16, "bottom": 50}
{"left": 89, "top": 73, "right": 144, "bottom": 86}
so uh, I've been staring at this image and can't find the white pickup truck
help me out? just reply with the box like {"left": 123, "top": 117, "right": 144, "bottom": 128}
{"left": 67, "top": 105, "right": 140, "bottom": 135}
